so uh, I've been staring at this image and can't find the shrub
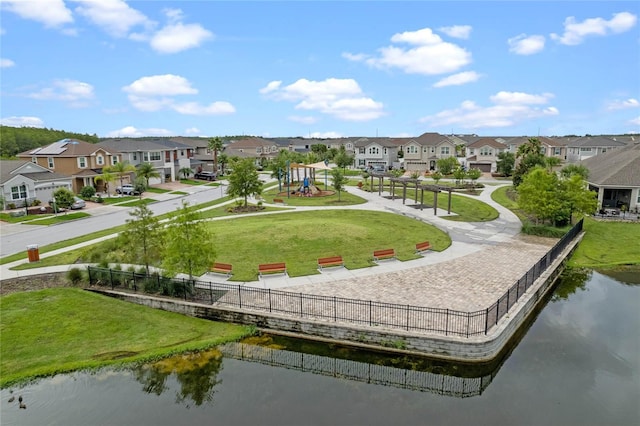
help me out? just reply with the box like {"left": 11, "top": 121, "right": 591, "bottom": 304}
{"left": 67, "top": 267, "right": 84, "bottom": 285}
{"left": 80, "top": 186, "right": 96, "bottom": 199}
{"left": 30, "top": 199, "right": 42, "bottom": 207}
{"left": 8, "top": 203, "right": 16, "bottom": 210}
{"left": 95, "top": 194, "right": 104, "bottom": 203}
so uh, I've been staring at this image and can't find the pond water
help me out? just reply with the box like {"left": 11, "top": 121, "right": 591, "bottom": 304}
{"left": 2, "top": 269, "right": 639, "bottom": 426}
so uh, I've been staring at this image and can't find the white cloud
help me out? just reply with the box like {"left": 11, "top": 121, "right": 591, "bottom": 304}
{"left": 306, "top": 131, "right": 344, "bottom": 139}
{"left": 288, "top": 116, "right": 318, "bottom": 125}
{"left": 438, "top": 25, "right": 472, "bottom": 39}
{"left": 629, "top": 116, "right": 640, "bottom": 126}
{"left": 348, "top": 27, "right": 471, "bottom": 75}
{"left": 508, "top": 34, "right": 545, "bottom": 55}
{"left": 259, "top": 81, "right": 282, "bottom": 94}
{"left": 263, "top": 78, "right": 385, "bottom": 121}
{"left": 433, "top": 71, "right": 481, "bottom": 88}
{"left": 184, "top": 127, "right": 201, "bottom": 135}
{"left": 419, "top": 91, "right": 559, "bottom": 129}
{"left": 1, "top": 0, "right": 73, "bottom": 28}
{"left": 27, "top": 79, "right": 94, "bottom": 106}
{"left": 123, "top": 74, "right": 234, "bottom": 116}
{"left": 150, "top": 22, "right": 213, "bottom": 54}
{"left": 0, "top": 58, "right": 15, "bottom": 68}
{"left": 105, "top": 126, "right": 174, "bottom": 137}
{"left": 72, "top": 0, "right": 152, "bottom": 38}
{"left": 607, "top": 98, "right": 639, "bottom": 110}
{"left": 171, "top": 101, "right": 235, "bottom": 115}
{"left": 123, "top": 74, "right": 198, "bottom": 96}
{"left": 551, "top": 11, "right": 637, "bottom": 46}
{"left": 342, "top": 52, "right": 369, "bottom": 62}
{"left": 0, "top": 116, "right": 45, "bottom": 127}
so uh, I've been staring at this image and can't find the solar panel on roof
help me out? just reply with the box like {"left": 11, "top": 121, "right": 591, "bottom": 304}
{"left": 36, "top": 139, "right": 70, "bottom": 155}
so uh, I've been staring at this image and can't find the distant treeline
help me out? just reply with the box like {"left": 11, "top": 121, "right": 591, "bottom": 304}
{"left": 0, "top": 126, "right": 99, "bottom": 158}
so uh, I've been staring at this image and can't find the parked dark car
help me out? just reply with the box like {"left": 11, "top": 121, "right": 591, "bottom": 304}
{"left": 194, "top": 171, "right": 217, "bottom": 181}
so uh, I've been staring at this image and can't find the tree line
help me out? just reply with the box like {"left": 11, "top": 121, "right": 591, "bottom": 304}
{"left": 0, "top": 126, "right": 100, "bottom": 158}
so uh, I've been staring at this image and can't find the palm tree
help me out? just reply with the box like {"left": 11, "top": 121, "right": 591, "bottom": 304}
{"left": 94, "top": 170, "right": 116, "bottom": 197}
{"left": 179, "top": 167, "right": 193, "bottom": 180}
{"left": 137, "top": 162, "right": 161, "bottom": 188}
{"left": 105, "top": 160, "right": 137, "bottom": 190}
{"left": 218, "top": 153, "right": 229, "bottom": 175}
{"left": 208, "top": 137, "right": 224, "bottom": 175}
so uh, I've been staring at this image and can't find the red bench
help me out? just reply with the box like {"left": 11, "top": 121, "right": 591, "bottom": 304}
{"left": 415, "top": 241, "right": 432, "bottom": 254}
{"left": 258, "top": 262, "right": 287, "bottom": 276}
{"left": 273, "top": 198, "right": 286, "bottom": 205}
{"left": 318, "top": 256, "right": 344, "bottom": 270}
{"left": 210, "top": 262, "right": 233, "bottom": 276}
{"left": 373, "top": 249, "right": 395, "bottom": 261}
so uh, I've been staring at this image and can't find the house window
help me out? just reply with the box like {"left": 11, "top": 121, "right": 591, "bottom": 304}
{"left": 469, "top": 148, "right": 475, "bottom": 155}
{"left": 383, "top": 148, "right": 388, "bottom": 155}
{"left": 11, "top": 184, "right": 27, "bottom": 200}
{"left": 97, "top": 155, "right": 104, "bottom": 166}
{"left": 31, "top": 156, "right": 37, "bottom": 163}
{"left": 554, "top": 148, "right": 561, "bottom": 155}
{"left": 637, "top": 192, "right": 640, "bottom": 204}
{"left": 358, "top": 159, "right": 365, "bottom": 166}
{"left": 431, "top": 147, "right": 435, "bottom": 153}
{"left": 580, "top": 147, "right": 592, "bottom": 152}
{"left": 48, "top": 157, "right": 55, "bottom": 168}
{"left": 149, "top": 152, "right": 161, "bottom": 161}
{"left": 359, "top": 147, "right": 365, "bottom": 154}
{"left": 368, "top": 147, "right": 380, "bottom": 155}
{"left": 440, "top": 147, "right": 450, "bottom": 155}
{"left": 78, "top": 157, "right": 87, "bottom": 168}
{"left": 111, "top": 156, "right": 119, "bottom": 165}
{"left": 133, "top": 153, "right": 137, "bottom": 161}
{"left": 406, "top": 146, "right": 417, "bottom": 154}
{"left": 480, "top": 147, "right": 492, "bottom": 156}
{"left": 180, "top": 150, "right": 185, "bottom": 156}
{"left": 256, "top": 148, "right": 262, "bottom": 154}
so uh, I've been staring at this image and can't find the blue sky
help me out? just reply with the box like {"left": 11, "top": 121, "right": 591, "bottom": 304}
{"left": 1, "top": 1, "right": 639, "bottom": 139}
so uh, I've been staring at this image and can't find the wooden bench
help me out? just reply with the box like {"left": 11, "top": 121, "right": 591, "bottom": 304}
{"left": 210, "top": 262, "right": 233, "bottom": 276}
{"left": 273, "top": 198, "right": 285, "bottom": 205}
{"left": 258, "top": 262, "right": 287, "bottom": 276}
{"left": 373, "top": 249, "right": 395, "bottom": 261}
{"left": 415, "top": 241, "right": 432, "bottom": 254}
{"left": 317, "top": 256, "right": 344, "bottom": 270}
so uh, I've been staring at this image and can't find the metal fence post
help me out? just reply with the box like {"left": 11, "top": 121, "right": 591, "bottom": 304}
{"left": 485, "top": 307, "right": 489, "bottom": 334}
{"left": 406, "top": 305, "right": 410, "bottom": 331}
{"left": 268, "top": 289, "right": 272, "bottom": 312}
{"left": 238, "top": 285, "right": 242, "bottom": 309}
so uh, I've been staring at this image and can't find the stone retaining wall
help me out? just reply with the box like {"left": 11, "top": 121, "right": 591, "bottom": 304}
{"left": 88, "top": 233, "right": 583, "bottom": 362}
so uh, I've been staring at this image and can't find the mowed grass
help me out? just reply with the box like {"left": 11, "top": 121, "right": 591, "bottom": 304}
{"left": 569, "top": 217, "right": 640, "bottom": 267}
{"left": 0, "top": 288, "right": 253, "bottom": 388}
{"left": 261, "top": 186, "right": 367, "bottom": 207}
{"left": 209, "top": 210, "right": 451, "bottom": 281}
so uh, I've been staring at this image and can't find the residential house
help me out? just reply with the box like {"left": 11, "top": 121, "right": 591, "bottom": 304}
{"left": 17, "top": 138, "right": 121, "bottom": 193}
{"left": 1, "top": 160, "right": 73, "bottom": 209}
{"left": 401, "top": 132, "right": 457, "bottom": 172}
{"left": 98, "top": 138, "right": 195, "bottom": 182}
{"left": 225, "top": 137, "right": 282, "bottom": 169}
{"left": 353, "top": 137, "right": 401, "bottom": 170}
{"left": 581, "top": 142, "right": 640, "bottom": 212}
{"left": 566, "top": 136, "right": 627, "bottom": 163}
{"left": 465, "top": 138, "right": 508, "bottom": 172}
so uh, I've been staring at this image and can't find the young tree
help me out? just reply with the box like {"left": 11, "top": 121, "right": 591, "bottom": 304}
{"left": 137, "top": 162, "right": 161, "bottom": 188}
{"left": 330, "top": 168, "right": 348, "bottom": 201}
{"left": 334, "top": 145, "right": 355, "bottom": 170}
{"left": 52, "top": 187, "right": 75, "bottom": 213}
{"left": 105, "top": 160, "right": 137, "bottom": 190}
{"left": 560, "top": 164, "right": 589, "bottom": 180}
{"left": 436, "top": 156, "right": 459, "bottom": 175}
{"left": 513, "top": 138, "right": 545, "bottom": 187}
{"left": 179, "top": 167, "right": 193, "bottom": 180}
{"left": 207, "top": 137, "right": 224, "bottom": 175}
{"left": 558, "top": 174, "right": 598, "bottom": 224}
{"left": 218, "top": 153, "right": 229, "bottom": 175}
{"left": 431, "top": 171, "right": 443, "bottom": 184}
{"left": 162, "top": 201, "right": 215, "bottom": 279}
{"left": 94, "top": 170, "right": 116, "bottom": 196}
{"left": 121, "top": 204, "right": 164, "bottom": 274}
{"left": 467, "top": 168, "right": 482, "bottom": 187}
{"left": 496, "top": 151, "right": 515, "bottom": 176}
{"left": 227, "top": 158, "right": 263, "bottom": 207}
{"left": 517, "top": 167, "right": 561, "bottom": 224}
{"left": 452, "top": 166, "right": 467, "bottom": 185}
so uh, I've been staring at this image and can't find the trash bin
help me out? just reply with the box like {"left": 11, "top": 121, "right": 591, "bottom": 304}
{"left": 27, "top": 244, "right": 40, "bottom": 262}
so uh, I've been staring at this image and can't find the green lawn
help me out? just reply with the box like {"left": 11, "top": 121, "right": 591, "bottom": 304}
{"left": 145, "top": 187, "right": 171, "bottom": 194}
{"left": 97, "top": 196, "right": 138, "bottom": 205}
{"left": 21, "top": 212, "right": 91, "bottom": 225}
{"left": 0, "top": 212, "right": 54, "bottom": 223}
{"left": 0, "top": 288, "right": 253, "bottom": 388}
{"left": 261, "top": 186, "right": 367, "bottom": 207}
{"left": 116, "top": 198, "right": 157, "bottom": 207}
{"left": 569, "top": 217, "right": 640, "bottom": 267}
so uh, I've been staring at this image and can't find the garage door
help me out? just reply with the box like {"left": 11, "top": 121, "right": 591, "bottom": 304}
{"left": 470, "top": 163, "right": 491, "bottom": 172}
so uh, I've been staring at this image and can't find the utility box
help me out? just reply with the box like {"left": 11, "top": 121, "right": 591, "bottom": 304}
{"left": 27, "top": 244, "right": 40, "bottom": 262}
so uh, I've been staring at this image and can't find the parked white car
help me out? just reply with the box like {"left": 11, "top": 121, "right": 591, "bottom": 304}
{"left": 115, "top": 184, "right": 139, "bottom": 195}
{"left": 71, "top": 196, "right": 86, "bottom": 210}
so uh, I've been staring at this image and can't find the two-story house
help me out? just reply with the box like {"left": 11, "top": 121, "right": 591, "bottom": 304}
{"left": 0, "top": 160, "right": 73, "bottom": 209}
{"left": 225, "top": 137, "right": 281, "bottom": 169}
{"left": 353, "top": 137, "right": 401, "bottom": 170}
{"left": 17, "top": 139, "right": 121, "bottom": 193}
{"left": 98, "top": 138, "right": 195, "bottom": 182}
{"left": 565, "top": 136, "right": 627, "bottom": 163}
{"left": 465, "top": 138, "right": 508, "bottom": 172}
{"left": 402, "top": 132, "right": 457, "bottom": 172}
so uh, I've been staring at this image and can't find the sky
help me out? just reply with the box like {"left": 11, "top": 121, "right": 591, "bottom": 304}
{"left": 1, "top": 1, "right": 639, "bottom": 139}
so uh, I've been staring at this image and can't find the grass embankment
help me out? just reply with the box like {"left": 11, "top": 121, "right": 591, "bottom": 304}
{"left": 0, "top": 288, "right": 253, "bottom": 388}
{"left": 0, "top": 211, "right": 90, "bottom": 225}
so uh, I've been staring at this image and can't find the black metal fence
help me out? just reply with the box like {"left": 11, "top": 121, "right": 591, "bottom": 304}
{"left": 87, "top": 218, "right": 583, "bottom": 337}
